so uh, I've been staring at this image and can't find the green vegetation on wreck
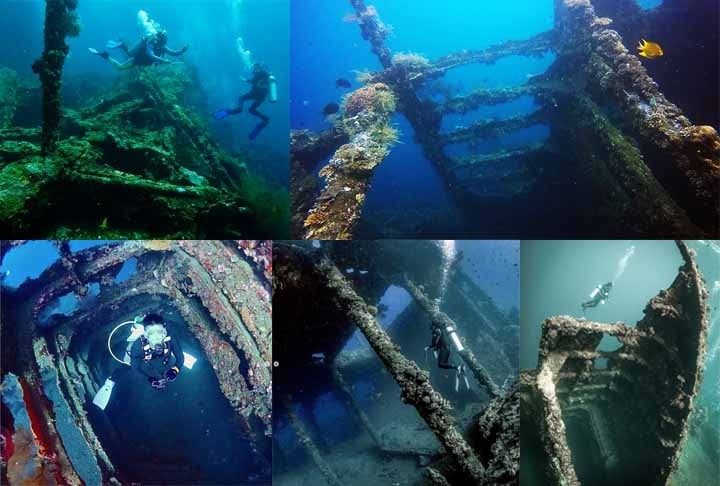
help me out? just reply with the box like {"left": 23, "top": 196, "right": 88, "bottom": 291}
{"left": 0, "top": 64, "right": 289, "bottom": 238}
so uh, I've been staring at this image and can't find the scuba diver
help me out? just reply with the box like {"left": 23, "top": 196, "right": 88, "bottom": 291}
{"left": 581, "top": 282, "right": 613, "bottom": 313}
{"left": 93, "top": 313, "right": 192, "bottom": 410}
{"left": 213, "top": 63, "right": 278, "bottom": 140}
{"left": 425, "top": 319, "right": 470, "bottom": 392}
{"left": 89, "top": 10, "right": 188, "bottom": 70}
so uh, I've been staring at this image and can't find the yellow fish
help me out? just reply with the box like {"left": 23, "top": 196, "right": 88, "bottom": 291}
{"left": 637, "top": 39, "right": 663, "bottom": 59}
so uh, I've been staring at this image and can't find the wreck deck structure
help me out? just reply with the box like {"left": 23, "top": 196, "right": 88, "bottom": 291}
{"left": 519, "top": 240, "right": 709, "bottom": 485}
{"left": 0, "top": 240, "right": 272, "bottom": 484}
{"left": 292, "top": 0, "right": 720, "bottom": 239}
{"left": 273, "top": 241, "right": 519, "bottom": 485}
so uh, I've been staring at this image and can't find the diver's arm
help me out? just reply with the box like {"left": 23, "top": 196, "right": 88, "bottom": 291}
{"left": 170, "top": 338, "right": 184, "bottom": 369}
{"left": 430, "top": 329, "right": 441, "bottom": 349}
{"left": 129, "top": 341, "right": 153, "bottom": 378}
{"left": 164, "top": 45, "right": 188, "bottom": 57}
{"left": 146, "top": 43, "right": 171, "bottom": 63}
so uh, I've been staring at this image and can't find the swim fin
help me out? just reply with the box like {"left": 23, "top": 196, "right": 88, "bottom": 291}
{"left": 88, "top": 48, "right": 109, "bottom": 60}
{"left": 92, "top": 378, "right": 115, "bottom": 410}
{"left": 213, "top": 109, "right": 229, "bottom": 120}
{"left": 183, "top": 352, "right": 197, "bottom": 370}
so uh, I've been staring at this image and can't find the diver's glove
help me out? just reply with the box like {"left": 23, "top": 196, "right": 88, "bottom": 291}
{"left": 180, "top": 45, "right": 189, "bottom": 54}
{"left": 213, "top": 110, "right": 229, "bottom": 120}
{"left": 164, "top": 366, "right": 180, "bottom": 381}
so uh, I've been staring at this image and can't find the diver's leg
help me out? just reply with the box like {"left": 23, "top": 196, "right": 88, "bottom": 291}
{"left": 248, "top": 100, "right": 269, "bottom": 123}
{"left": 91, "top": 50, "right": 133, "bottom": 70}
{"left": 110, "top": 366, "right": 130, "bottom": 381}
{"left": 248, "top": 100, "right": 269, "bottom": 140}
{"left": 107, "top": 57, "right": 136, "bottom": 71}
{"left": 237, "top": 93, "right": 254, "bottom": 112}
{"left": 437, "top": 348, "right": 455, "bottom": 370}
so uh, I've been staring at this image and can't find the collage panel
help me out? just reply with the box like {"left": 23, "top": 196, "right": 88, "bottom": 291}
{"left": 1, "top": 1, "right": 289, "bottom": 239}
{"left": 290, "top": 0, "right": 718, "bottom": 239}
{"left": 519, "top": 240, "right": 720, "bottom": 486}
{"left": 272, "top": 240, "right": 519, "bottom": 485}
{"left": 0, "top": 240, "right": 272, "bottom": 484}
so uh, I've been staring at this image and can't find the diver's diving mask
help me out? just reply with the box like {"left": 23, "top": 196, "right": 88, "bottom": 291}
{"left": 145, "top": 324, "right": 168, "bottom": 347}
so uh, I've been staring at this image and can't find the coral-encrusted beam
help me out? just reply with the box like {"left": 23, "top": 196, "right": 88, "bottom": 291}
{"left": 303, "top": 84, "right": 397, "bottom": 239}
{"left": 555, "top": 0, "right": 720, "bottom": 234}
{"left": 32, "top": 0, "right": 80, "bottom": 154}
{"left": 316, "top": 256, "right": 486, "bottom": 482}
{"left": 349, "top": 0, "right": 393, "bottom": 68}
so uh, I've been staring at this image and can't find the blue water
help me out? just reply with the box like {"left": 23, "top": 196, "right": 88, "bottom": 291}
{"left": 291, "top": 1, "right": 555, "bottom": 236}
{"left": 1, "top": 240, "right": 58, "bottom": 287}
{"left": 1, "top": 241, "right": 118, "bottom": 288}
{"left": 1, "top": 0, "right": 289, "bottom": 187}
{"left": 458, "top": 240, "right": 519, "bottom": 312}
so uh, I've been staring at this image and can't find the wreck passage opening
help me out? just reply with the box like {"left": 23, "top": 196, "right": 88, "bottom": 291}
{"left": 0, "top": 241, "right": 273, "bottom": 485}
{"left": 76, "top": 295, "right": 257, "bottom": 484}
{"left": 273, "top": 241, "right": 519, "bottom": 485}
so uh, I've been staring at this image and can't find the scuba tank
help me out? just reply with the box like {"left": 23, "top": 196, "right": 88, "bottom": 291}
{"left": 589, "top": 285, "right": 601, "bottom": 299}
{"left": 445, "top": 325, "right": 464, "bottom": 352}
{"left": 268, "top": 75, "right": 278, "bottom": 103}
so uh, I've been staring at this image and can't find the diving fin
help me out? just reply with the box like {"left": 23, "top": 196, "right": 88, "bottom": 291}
{"left": 92, "top": 379, "right": 115, "bottom": 410}
{"left": 455, "top": 364, "right": 469, "bottom": 392}
{"left": 183, "top": 352, "right": 197, "bottom": 370}
{"left": 88, "top": 48, "right": 109, "bottom": 60}
{"left": 212, "top": 109, "right": 229, "bottom": 121}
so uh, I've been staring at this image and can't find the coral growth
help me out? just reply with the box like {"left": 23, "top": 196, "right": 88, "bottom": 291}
{"left": 0, "top": 65, "right": 284, "bottom": 238}
{"left": 343, "top": 83, "right": 396, "bottom": 117}
{"left": 391, "top": 52, "right": 432, "bottom": 69}
{"left": 142, "top": 240, "right": 173, "bottom": 251}
{"left": 32, "top": 0, "right": 81, "bottom": 153}
{"left": 303, "top": 82, "right": 397, "bottom": 239}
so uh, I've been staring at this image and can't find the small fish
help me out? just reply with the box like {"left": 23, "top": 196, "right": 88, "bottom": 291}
{"left": 336, "top": 78, "right": 352, "bottom": 88}
{"left": 322, "top": 102, "right": 340, "bottom": 116}
{"left": 637, "top": 39, "right": 663, "bottom": 59}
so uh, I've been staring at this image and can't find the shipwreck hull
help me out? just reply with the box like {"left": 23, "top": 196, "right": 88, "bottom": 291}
{"left": 520, "top": 240, "right": 709, "bottom": 485}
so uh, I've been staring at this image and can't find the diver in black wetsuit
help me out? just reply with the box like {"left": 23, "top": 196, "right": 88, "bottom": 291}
{"left": 93, "top": 313, "right": 184, "bottom": 409}
{"left": 425, "top": 320, "right": 469, "bottom": 391}
{"left": 90, "top": 30, "right": 188, "bottom": 70}
{"left": 581, "top": 282, "right": 613, "bottom": 313}
{"left": 213, "top": 63, "right": 276, "bottom": 140}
